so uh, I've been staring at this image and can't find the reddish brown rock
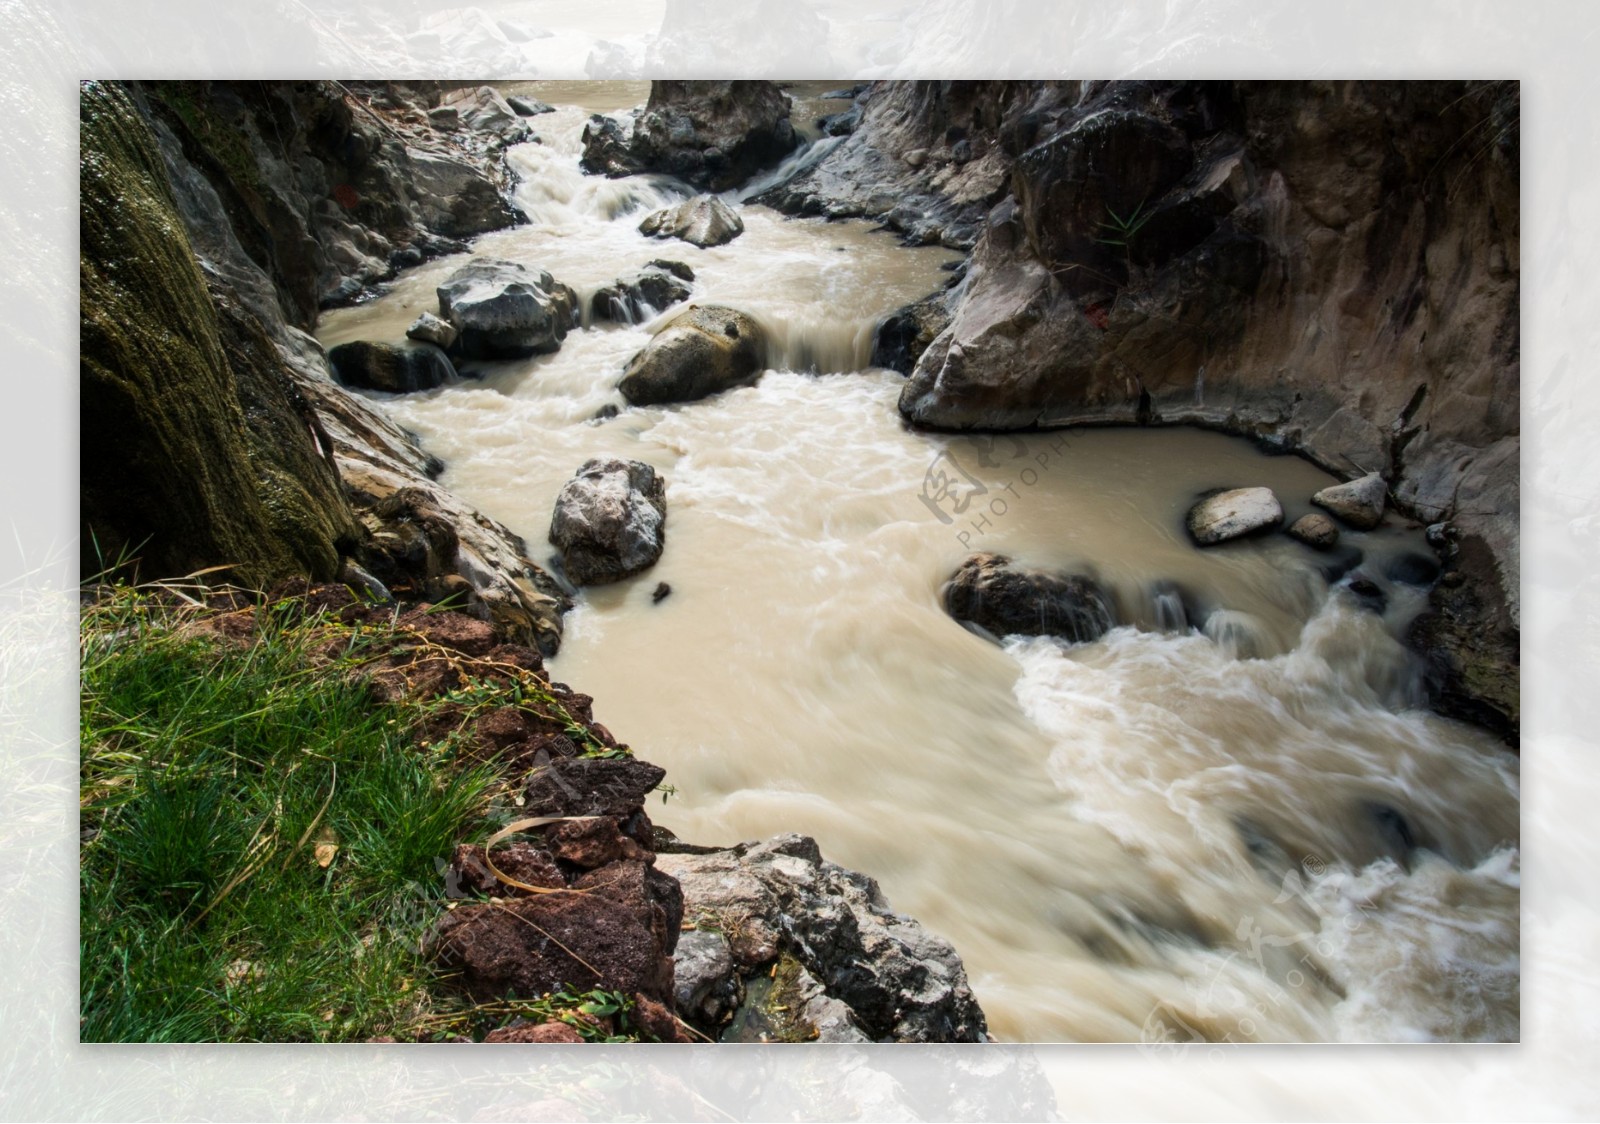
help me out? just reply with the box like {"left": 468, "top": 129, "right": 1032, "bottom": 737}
{"left": 448, "top": 842, "right": 566, "bottom": 898}
{"left": 396, "top": 607, "right": 499, "bottom": 656}
{"left": 523, "top": 758, "right": 667, "bottom": 818}
{"left": 630, "top": 993, "right": 691, "bottom": 1043}
{"left": 545, "top": 818, "right": 648, "bottom": 869}
{"left": 427, "top": 893, "right": 673, "bottom": 1003}
{"left": 576, "top": 859, "right": 684, "bottom": 956}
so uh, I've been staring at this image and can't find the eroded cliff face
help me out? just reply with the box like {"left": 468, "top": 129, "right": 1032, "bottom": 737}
{"left": 80, "top": 80, "right": 360, "bottom": 587}
{"left": 144, "top": 80, "right": 526, "bottom": 323}
{"left": 774, "top": 80, "right": 1520, "bottom": 739}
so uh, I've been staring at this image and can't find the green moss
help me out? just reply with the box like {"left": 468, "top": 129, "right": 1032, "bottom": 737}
{"left": 79, "top": 80, "right": 353, "bottom": 586}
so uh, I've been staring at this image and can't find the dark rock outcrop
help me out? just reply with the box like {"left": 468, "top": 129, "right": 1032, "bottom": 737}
{"left": 327, "top": 340, "right": 456, "bottom": 394}
{"left": 548, "top": 458, "right": 668, "bottom": 586}
{"left": 944, "top": 553, "right": 1116, "bottom": 643}
{"left": 637, "top": 194, "right": 744, "bottom": 247}
{"left": 436, "top": 258, "right": 579, "bottom": 360}
{"left": 871, "top": 288, "right": 954, "bottom": 375}
{"left": 142, "top": 81, "right": 525, "bottom": 323}
{"left": 581, "top": 81, "right": 798, "bottom": 192}
{"left": 658, "top": 834, "right": 987, "bottom": 1043}
{"left": 618, "top": 305, "right": 767, "bottom": 406}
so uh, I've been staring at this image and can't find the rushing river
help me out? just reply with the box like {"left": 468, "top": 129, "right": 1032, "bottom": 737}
{"left": 317, "top": 85, "right": 1520, "bottom": 1043}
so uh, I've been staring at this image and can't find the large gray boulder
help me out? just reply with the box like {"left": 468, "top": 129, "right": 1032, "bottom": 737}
{"left": 581, "top": 81, "right": 798, "bottom": 192}
{"left": 436, "top": 258, "right": 578, "bottom": 360}
{"left": 548, "top": 458, "right": 667, "bottom": 585}
{"left": 327, "top": 340, "right": 456, "bottom": 394}
{"left": 1186, "top": 487, "right": 1284, "bottom": 545}
{"left": 591, "top": 263, "right": 694, "bottom": 324}
{"left": 657, "top": 833, "right": 987, "bottom": 1043}
{"left": 618, "top": 305, "right": 767, "bottom": 406}
{"left": 638, "top": 195, "right": 745, "bottom": 248}
{"left": 1312, "top": 471, "right": 1389, "bottom": 530}
{"left": 944, "top": 553, "right": 1116, "bottom": 643}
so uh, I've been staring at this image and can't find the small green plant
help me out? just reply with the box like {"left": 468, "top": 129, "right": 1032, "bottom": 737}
{"left": 1095, "top": 198, "right": 1154, "bottom": 258}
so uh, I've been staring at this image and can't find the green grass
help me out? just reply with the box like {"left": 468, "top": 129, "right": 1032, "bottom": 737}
{"left": 79, "top": 583, "right": 499, "bottom": 1042}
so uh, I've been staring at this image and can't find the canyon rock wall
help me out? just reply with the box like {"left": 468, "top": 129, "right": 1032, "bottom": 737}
{"left": 773, "top": 80, "right": 1520, "bottom": 739}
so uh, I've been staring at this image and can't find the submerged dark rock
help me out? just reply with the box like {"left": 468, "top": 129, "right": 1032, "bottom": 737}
{"left": 945, "top": 553, "right": 1116, "bottom": 643}
{"left": 328, "top": 340, "right": 456, "bottom": 394}
{"left": 591, "top": 265, "right": 694, "bottom": 324}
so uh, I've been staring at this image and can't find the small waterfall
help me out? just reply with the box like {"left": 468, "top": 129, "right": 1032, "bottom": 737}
{"left": 509, "top": 142, "right": 688, "bottom": 226}
{"left": 1203, "top": 608, "right": 1269, "bottom": 659}
{"left": 733, "top": 135, "right": 846, "bottom": 202}
{"left": 751, "top": 311, "right": 879, "bottom": 374}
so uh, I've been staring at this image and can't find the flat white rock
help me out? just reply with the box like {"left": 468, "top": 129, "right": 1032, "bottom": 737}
{"left": 1187, "top": 487, "right": 1284, "bottom": 545}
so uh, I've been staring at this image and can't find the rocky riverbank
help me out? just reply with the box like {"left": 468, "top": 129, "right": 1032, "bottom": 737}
{"left": 765, "top": 80, "right": 1519, "bottom": 743}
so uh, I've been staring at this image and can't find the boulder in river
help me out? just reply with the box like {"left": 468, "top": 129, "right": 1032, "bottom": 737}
{"left": 436, "top": 258, "right": 579, "bottom": 360}
{"left": 1287, "top": 512, "right": 1340, "bottom": 549}
{"left": 584, "top": 81, "right": 798, "bottom": 192}
{"left": 657, "top": 833, "right": 987, "bottom": 1042}
{"left": 1312, "top": 471, "right": 1389, "bottom": 530}
{"left": 327, "top": 340, "right": 456, "bottom": 394}
{"left": 638, "top": 195, "right": 745, "bottom": 248}
{"left": 405, "top": 310, "right": 458, "bottom": 350}
{"left": 506, "top": 94, "right": 555, "bottom": 117}
{"left": 618, "top": 305, "right": 767, "bottom": 406}
{"left": 944, "top": 553, "right": 1116, "bottom": 643}
{"left": 548, "top": 458, "right": 667, "bottom": 585}
{"left": 591, "top": 264, "right": 694, "bottom": 324}
{"left": 1186, "top": 487, "right": 1284, "bottom": 545}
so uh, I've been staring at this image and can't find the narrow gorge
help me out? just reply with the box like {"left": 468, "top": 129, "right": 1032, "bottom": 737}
{"left": 79, "top": 78, "right": 1519, "bottom": 1044}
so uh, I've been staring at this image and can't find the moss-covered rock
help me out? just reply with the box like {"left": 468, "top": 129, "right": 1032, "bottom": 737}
{"left": 79, "top": 80, "right": 356, "bottom": 587}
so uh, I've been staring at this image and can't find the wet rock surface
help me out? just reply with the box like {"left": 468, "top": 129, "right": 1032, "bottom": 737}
{"left": 618, "top": 304, "right": 767, "bottom": 406}
{"left": 1287, "top": 512, "right": 1340, "bottom": 549}
{"left": 637, "top": 194, "right": 745, "bottom": 247}
{"left": 548, "top": 458, "right": 668, "bottom": 585}
{"left": 658, "top": 834, "right": 988, "bottom": 1042}
{"left": 591, "top": 263, "right": 694, "bottom": 324}
{"left": 1187, "top": 487, "right": 1284, "bottom": 545}
{"left": 944, "top": 553, "right": 1116, "bottom": 643}
{"left": 871, "top": 288, "right": 953, "bottom": 375}
{"left": 1312, "top": 471, "right": 1389, "bottom": 530}
{"left": 327, "top": 339, "right": 456, "bottom": 394}
{"left": 436, "top": 258, "right": 579, "bottom": 360}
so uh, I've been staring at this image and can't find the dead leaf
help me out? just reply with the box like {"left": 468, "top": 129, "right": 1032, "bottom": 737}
{"left": 314, "top": 824, "right": 339, "bottom": 869}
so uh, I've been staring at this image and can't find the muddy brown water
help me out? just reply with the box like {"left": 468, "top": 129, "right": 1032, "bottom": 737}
{"left": 318, "top": 88, "right": 1519, "bottom": 1042}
